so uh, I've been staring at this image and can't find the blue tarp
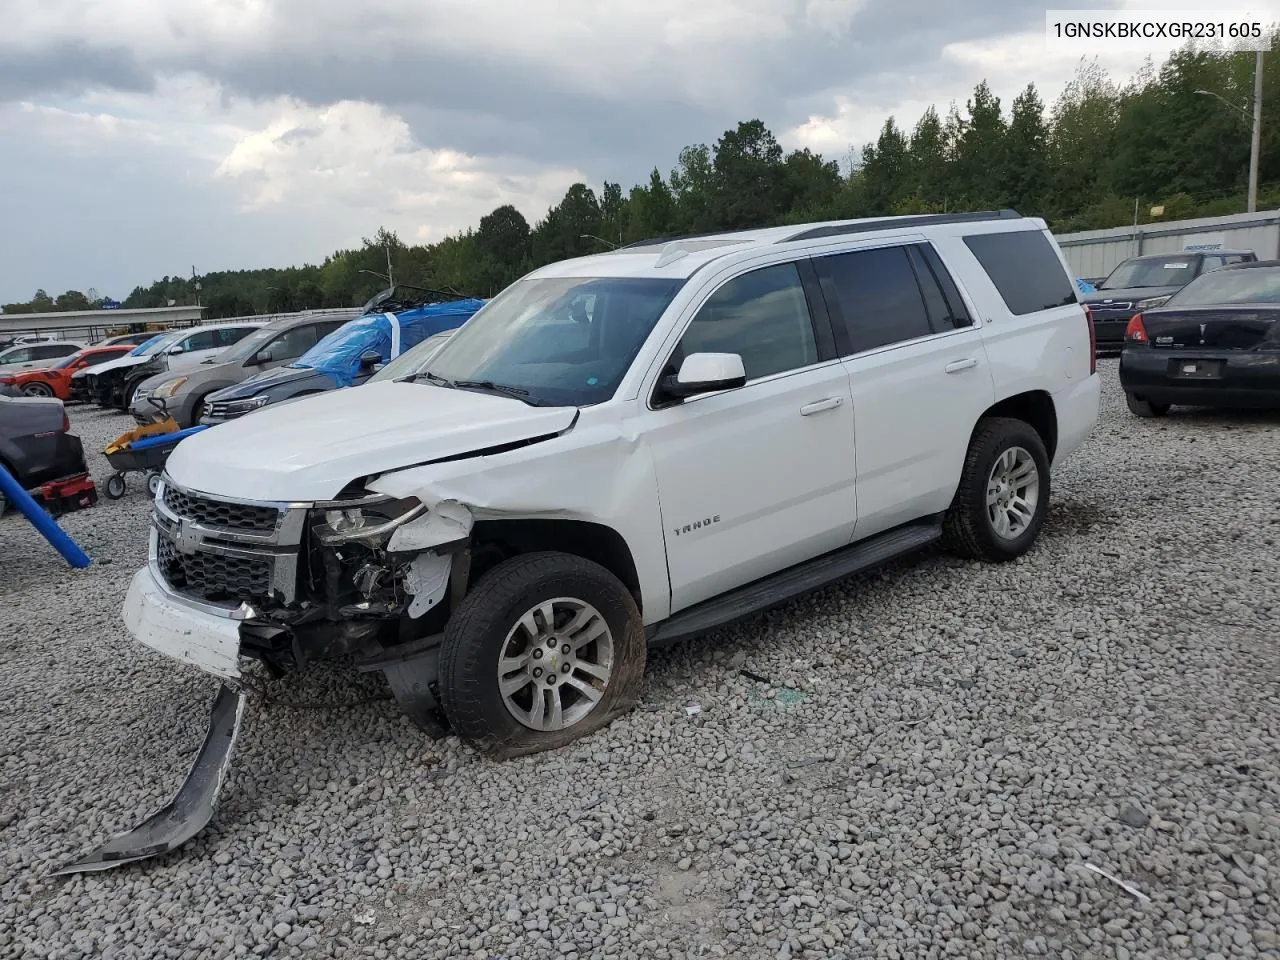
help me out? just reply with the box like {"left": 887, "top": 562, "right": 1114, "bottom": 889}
{"left": 289, "top": 298, "right": 485, "bottom": 388}
{"left": 128, "top": 424, "right": 209, "bottom": 451}
{"left": 1075, "top": 277, "right": 1097, "bottom": 295}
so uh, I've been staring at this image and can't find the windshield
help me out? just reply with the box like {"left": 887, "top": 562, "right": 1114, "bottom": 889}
{"left": 420, "top": 277, "right": 686, "bottom": 407}
{"left": 1166, "top": 266, "right": 1280, "bottom": 306}
{"left": 369, "top": 332, "right": 454, "bottom": 384}
{"left": 129, "top": 333, "right": 182, "bottom": 356}
{"left": 1101, "top": 257, "right": 1197, "bottom": 290}
{"left": 216, "top": 326, "right": 277, "bottom": 364}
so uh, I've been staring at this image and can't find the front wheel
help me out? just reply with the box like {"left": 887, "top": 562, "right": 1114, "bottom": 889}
{"left": 1125, "top": 392, "right": 1170, "bottom": 418}
{"left": 438, "top": 552, "right": 646, "bottom": 759}
{"left": 104, "top": 474, "right": 126, "bottom": 500}
{"left": 944, "top": 417, "right": 1051, "bottom": 563}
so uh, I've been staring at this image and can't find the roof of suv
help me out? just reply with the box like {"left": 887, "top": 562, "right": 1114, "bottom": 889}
{"left": 531, "top": 209, "right": 1035, "bottom": 281}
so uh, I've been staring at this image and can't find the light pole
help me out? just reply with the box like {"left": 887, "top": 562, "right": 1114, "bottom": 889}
{"left": 1196, "top": 50, "right": 1264, "bottom": 213}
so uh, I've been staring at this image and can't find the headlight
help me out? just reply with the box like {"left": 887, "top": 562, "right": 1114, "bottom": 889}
{"left": 222, "top": 395, "right": 272, "bottom": 414}
{"left": 1135, "top": 295, "right": 1171, "bottom": 310}
{"left": 313, "top": 495, "right": 426, "bottom": 546}
{"left": 152, "top": 377, "right": 188, "bottom": 399}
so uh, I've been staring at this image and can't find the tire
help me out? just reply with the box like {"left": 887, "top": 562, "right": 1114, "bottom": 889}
{"left": 1125, "top": 392, "right": 1170, "bottom": 418}
{"left": 119, "top": 377, "right": 146, "bottom": 412}
{"left": 943, "top": 417, "right": 1051, "bottom": 563}
{"left": 146, "top": 471, "right": 163, "bottom": 497}
{"left": 22, "top": 381, "right": 54, "bottom": 398}
{"left": 104, "top": 474, "right": 126, "bottom": 500}
{"left": 438, "top": 551, "right": 646, "bottom": 759}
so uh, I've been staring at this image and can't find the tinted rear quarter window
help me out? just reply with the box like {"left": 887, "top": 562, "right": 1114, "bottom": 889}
{"left": 963, "top": 229, "right": 1076, "bottom": 316}
{"left": 815, "top": 245, "right": 932, "bottom": 354}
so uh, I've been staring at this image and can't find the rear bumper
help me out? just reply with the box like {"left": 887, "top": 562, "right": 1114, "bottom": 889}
{"left": 1053, "top": 372, "right": 1102, "bottom": 464}
{"left": 1119, "top": 348, "right": 1280, "bottom": 406}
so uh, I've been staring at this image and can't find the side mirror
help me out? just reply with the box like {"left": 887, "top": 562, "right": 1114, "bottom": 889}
{"left": 659, "top": 352, "right": 747, "bottom": 400}
{"left": 359, "top": 349, "right": 383, "bottom": 369}
{"left": 254, "top": 345, "right": 280, "bottom": 365}
{"left": 168, "top": 344, "right": 185, "bottom": 355}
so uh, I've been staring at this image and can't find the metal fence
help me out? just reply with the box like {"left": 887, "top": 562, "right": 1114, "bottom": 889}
{"left": 1056, "top": 210, "right": 1280, "bottom": 281}
{"left": 0, "top": 306, "right": 358, "bottom": 346}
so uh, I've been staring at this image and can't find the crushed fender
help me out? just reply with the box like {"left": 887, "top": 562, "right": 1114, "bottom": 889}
{"left": 52, "top": 683, "right": 246, "bottom": 875}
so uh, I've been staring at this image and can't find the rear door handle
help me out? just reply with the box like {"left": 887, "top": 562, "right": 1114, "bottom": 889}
{"left": 945, "top": 358, "right": 977, "bottom": 374}
{"left": 800, "top": 397, "right": 843, "bottom": 416}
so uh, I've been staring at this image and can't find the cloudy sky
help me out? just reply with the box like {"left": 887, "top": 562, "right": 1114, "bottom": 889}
{"left": 0, "top": 0, "right": 1202, "bottom": 302}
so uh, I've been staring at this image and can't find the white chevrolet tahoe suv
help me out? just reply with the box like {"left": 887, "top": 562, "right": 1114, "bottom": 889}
{"left": 125, "top": 211, "right": 1100, "bottom": 758}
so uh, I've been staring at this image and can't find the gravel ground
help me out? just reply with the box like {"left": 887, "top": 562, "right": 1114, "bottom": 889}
{"left": 2, "top": 361, "right": 1278, "bottom": 960}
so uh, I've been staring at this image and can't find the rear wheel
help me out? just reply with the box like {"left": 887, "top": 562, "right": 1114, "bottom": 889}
{"left": 438, "top": 552, "right": 645, "bottom": 759}
{"left": 944, "top": 417, "right": 1051, "bottom": 563}
{"left": 22, "top": 381, "right": 54, "bottom": 398}
{"left": 1125, "top": 392, "right": 1170, "bottom": 418}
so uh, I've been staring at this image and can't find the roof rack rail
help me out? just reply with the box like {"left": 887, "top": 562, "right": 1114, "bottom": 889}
{"left": 618, "top": 225, "right": 774, "bottom": 250}
{"left": 782, "top": 209, "right": 1022, "bottom": 243}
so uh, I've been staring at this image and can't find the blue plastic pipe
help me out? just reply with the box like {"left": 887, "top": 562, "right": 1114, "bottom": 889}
{"left": 0, "top": 464, "right": 91, "bottom": 569}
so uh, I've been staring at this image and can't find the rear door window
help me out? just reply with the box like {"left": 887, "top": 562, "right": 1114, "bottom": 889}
{"left": 34, "top": 344, "right": 74, "bottom": 359}
{"left": 814, "top": 245, "right": 933, "bottom": 355}
{"left": 963, "top": 229, "right": 1077, "bottom": 315}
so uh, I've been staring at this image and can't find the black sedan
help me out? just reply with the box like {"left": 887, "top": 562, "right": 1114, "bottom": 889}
{"left": 1083, "top": 250, "right": 1257, "bottom": 349}
{"left": 1119, "top": 260, "right": 1280, "bottom": 417}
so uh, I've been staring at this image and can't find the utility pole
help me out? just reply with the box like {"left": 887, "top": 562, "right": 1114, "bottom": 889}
{"left": 1249, "top": 50, "right": 1263, "bottom": 213}
{"left": 386, "top": 243, "right": 395, "bottom": 289}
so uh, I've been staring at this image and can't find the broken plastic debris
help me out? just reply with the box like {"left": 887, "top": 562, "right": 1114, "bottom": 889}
{"left": 1075, "top": 862, "right": 1152, "bottom": 903}
{"left": 354, "top": 909, "right": 377, "bottom": 925}
{"left": 684, "top": 704, "right": 702, "bottom": 716}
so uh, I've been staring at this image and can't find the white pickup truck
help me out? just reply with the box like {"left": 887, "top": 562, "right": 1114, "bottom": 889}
{"left": 60, "top": 210, "right": 1100, "bottom": 872}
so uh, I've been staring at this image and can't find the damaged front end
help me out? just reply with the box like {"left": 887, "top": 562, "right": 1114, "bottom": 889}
{"left": 56, "top": 477, "right": 475, "bottom": 874}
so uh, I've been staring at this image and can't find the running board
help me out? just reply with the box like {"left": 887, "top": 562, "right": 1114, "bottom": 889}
{"left": 647, "top": 522, "right": 943, "bottom": 647}
{"left": 53, "top": 683, "right": 246, "bottom": 875}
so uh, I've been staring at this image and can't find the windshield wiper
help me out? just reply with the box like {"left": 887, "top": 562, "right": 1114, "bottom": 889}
{"left": 454, "top": 379, "right": 542, "bottom": 405}
{"left": 403, "top": 370, "right": 455, "bottom": 387}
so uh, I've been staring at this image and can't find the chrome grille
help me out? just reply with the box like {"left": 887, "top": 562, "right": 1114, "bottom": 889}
{"left": 162, "top": 485, "right": 278, "bottom": 532}
{"left": 157, "top": 537, "right": 272, "bottom": 601}
{"left": 151, "top": 477, "right": 306, "bottom": 606}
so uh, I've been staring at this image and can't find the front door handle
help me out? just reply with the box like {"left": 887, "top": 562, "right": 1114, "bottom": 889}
{"left": 945, "top": 358, "right": 977, "bottom": 374}
{"left": 800, "top": 397, "right": 843, "bottom": 416}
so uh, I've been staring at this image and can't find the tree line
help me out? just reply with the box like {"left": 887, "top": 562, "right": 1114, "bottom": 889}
{"left": 5, "top": 40, "right": 1280, "bottom": 317}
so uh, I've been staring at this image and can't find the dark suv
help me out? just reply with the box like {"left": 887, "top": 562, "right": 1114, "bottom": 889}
{"left": 1082, "top": 250, "right": 1257, "bottom": 348}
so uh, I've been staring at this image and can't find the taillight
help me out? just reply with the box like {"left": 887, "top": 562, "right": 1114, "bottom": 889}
{"left": 1084, "top": 306, "right": 1097, "bottom": 374}
{"left": 61, "top": 406, "right": 70, "bottom": 433}
{"left": 1125, "top": 313, "right": 1148, "bottom": 345}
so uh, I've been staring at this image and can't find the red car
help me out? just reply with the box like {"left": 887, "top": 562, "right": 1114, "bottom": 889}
{"left": 0, "top": 344, "right": 135, "bottom": 400}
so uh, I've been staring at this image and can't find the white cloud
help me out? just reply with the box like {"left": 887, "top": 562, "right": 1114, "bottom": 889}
{"left": 214, "top": 98, "right": 583, "bottom": 237}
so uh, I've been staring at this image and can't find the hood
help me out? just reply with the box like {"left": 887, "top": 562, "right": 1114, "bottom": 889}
{"left": 165, "top": 380, "right": 579, "bottom": 502}
{"left": 209, "top": 364, "right": 320, "bottom": 400}
{"left": 1083, "top": 284, "right": 1182, "bottom": 305}
{"left": 74, "top": 353, "right": 156, "bottom": 379}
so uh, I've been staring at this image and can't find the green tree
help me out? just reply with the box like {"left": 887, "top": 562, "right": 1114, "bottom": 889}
{"left": 906, "top": 106, "right": 951, "bottom": 210}
{"left": 1005, "top": 84, "right": 1050, "bottom": 213}
{"left": 670, "top": 144, "right": 716, "bottom": 233}
{"left": 476, "top": 204, "right": 531, "bottom": 268}
{"left": 55, "top": 290, "right": 92, "bottom": 311}
{"left": 711, "top": 120, "right": 785, "bottom": 228}
{"left": 954, "top": 81, "right": 1007, "bottom": 207}
{"left": 31, "top": 289, "right": 54, "bottom": 312}
{"left": 859, "top": 118, "right": 911, "bottom": 215}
